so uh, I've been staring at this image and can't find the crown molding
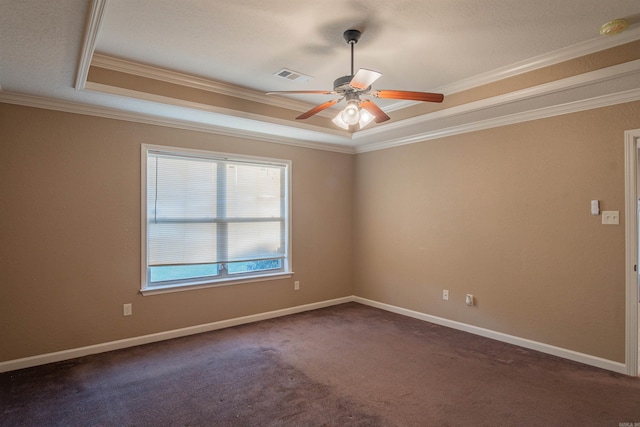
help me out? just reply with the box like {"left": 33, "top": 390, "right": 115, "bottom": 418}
{"left": 385, "top": 26, "right": 640, "bottom": 112}
{"left": 90, "top": 53, "right": 335, "bottom": 118}
{"left": 355, "top": 88, "right": 640, "bottom": 153}
{"left": 75, "top": 0, "right": 109, "bottom": 90}
{"left": 84, "top": 56, "right": 640, "bottom": 154}
{"left": 439, "top": 26, "right": 640, "bottom": 96}
{"left": 99, "top": 27, "right": 640, "bottom": 117}
{"left": 3, "top": 83, "right": 638, "bottom": 157}
{"left": 357, "top": 58, "right": 640, "bottom": 142}
{"left": 91, "top": 23, "right": 640, "bottom": 118}
{"left": 5, "top": 55, "right": 640, "bottom": 155}
{"left": 0, "top": 91, "right": 356, "bottom": 154}
{"left": 83, "top": 79, "right": 350, "bottom": 139}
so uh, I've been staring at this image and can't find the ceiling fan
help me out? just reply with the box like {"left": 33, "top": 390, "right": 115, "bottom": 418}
{"left": 266, "top": 29, "right": 444, "bottom": 130}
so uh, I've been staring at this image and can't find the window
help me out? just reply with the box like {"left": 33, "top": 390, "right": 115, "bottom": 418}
{"left": 141, "top": 145, "right": 291, "bottom": 294}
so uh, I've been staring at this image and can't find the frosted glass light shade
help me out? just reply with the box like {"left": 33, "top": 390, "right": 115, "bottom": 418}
{"left": 358, "top": 109, "right": 375, "bottom": 128}
{"left": 340, "top": 101, "right": 360, "bottom": 125}
{"left": 332, "top": 113, "right": 349, "bottom": 129}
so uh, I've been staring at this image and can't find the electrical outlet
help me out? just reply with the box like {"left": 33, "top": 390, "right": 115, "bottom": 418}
{"left": 442, "top": 289, "right": 449, "bottom": 300}
{"left": 294, "top": 281, "right": 300, "bottom": 291}
{"left": 123, "top": 303, "right": 132, "bottom": 316}
{"left": 466, "top": 294, "right": 474, "bottom": 306}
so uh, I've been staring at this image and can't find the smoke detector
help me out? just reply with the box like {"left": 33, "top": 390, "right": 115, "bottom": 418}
{"left": 600, "top": 19, "right": 629, "bottom": 36}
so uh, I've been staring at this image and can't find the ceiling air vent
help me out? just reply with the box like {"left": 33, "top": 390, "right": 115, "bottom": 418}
{"left": 273, "top": 68, "right": 313, "bottom": 83}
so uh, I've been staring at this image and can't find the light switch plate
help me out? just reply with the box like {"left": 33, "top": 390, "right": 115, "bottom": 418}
{"left": 602, "top": 211, "right": 619, "bottom": 225}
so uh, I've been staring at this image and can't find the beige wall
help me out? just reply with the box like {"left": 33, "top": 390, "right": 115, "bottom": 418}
{"left": 0, "top": 103, "right": 353, "bottom": 362}
{"left": 354, "top": 102, "right": 640, "bottom": 362}
{"left": 2, "top": 99, "right": 640, "bottom": 365}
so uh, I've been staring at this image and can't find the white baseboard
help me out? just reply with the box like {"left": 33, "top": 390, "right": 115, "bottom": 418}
{"left": 354, "top": 296, "right": 627, "bottom": 375}
{"left": 0, "top": 296, "right": 352, "bottom": 373}
{"left": 1, "top": 295, "right": 628, "bottom": 375}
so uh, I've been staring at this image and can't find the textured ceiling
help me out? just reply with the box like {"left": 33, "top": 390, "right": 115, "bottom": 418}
{"left": 94, "top": 0, "right": 638, "bottom": 96}
{"left": 1, "top": 0, "right": 639, "bottom": 150}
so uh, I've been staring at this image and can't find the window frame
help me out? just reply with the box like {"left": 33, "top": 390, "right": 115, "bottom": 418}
{"left": 140, "top": 144, "right": 292, "bottom": 295}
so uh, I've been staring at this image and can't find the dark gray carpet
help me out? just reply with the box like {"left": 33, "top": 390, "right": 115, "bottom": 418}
{"left": 1, "top": 302, "right": 639, "bottom": 426}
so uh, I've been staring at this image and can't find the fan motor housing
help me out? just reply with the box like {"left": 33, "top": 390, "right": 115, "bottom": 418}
{"left": 334, "top": 75, "right": 354, "bottom": 92}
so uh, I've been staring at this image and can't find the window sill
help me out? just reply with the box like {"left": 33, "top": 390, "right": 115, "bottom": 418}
{"left": 140, "top": 272, "right": 294, "bottom": 296}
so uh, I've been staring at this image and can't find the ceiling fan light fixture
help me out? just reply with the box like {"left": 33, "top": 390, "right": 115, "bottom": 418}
{"left": 332, "top": 103, "right": 376, "bottom": 130}
{"left": 266, "top": 28, "right": 444, "bottom": 129}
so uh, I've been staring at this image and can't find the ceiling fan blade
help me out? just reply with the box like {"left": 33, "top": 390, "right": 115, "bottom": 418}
{"left": 349, "top": 68, "right": 382, "bottom": 90}
{"left": 372, "top": 90, "right": 444, "bottom": 103}
{"left": 359, "top": 99, "right": 390, "bottom": 123}
{"left": 266, "top": 90, "right": 336, "bottom": 95}
{"left": 296, "top": 99, "right": 341, "bottom": 120}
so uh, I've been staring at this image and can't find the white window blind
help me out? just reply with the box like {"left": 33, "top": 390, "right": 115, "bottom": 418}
{"left": 143, "top": 146, "right": 290, "bottom": 290}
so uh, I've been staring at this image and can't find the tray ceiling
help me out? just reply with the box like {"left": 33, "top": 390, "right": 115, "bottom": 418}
{"left": 1, "top": 0, "right": 639, "bottom": 152}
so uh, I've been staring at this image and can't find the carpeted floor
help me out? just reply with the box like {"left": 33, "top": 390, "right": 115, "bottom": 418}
{"left": 1, "top": 302, "right": 639, "bottom": 426}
